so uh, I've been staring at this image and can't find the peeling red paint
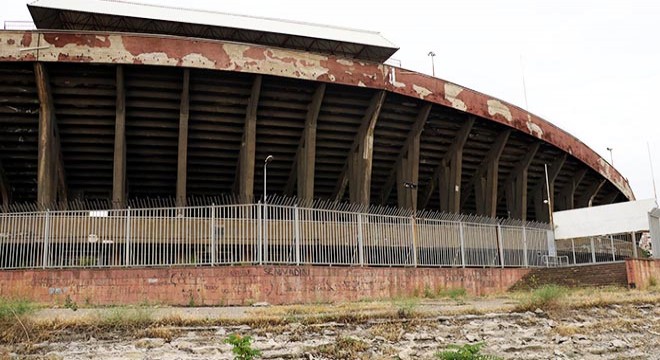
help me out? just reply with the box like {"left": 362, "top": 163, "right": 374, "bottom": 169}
{"left": 120, "top": 36, "right": 232, "bottom": 69}
{"left": 43, "top": 33, "right": 110, "bottom": 48}
{"left": 242, "top": 47, "right": 266, "bottom": 61}
{"left": 21, "top": 33, "right": 31, "bottom": 47}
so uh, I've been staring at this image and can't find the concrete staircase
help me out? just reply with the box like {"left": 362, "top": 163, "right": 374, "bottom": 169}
{"left": 512, "top": 262, "right": 629, "bottom": 290}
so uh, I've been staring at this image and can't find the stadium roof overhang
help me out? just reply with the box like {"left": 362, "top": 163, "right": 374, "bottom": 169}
{"left": 27, "top": 0, "right": 400, "bottom": 62}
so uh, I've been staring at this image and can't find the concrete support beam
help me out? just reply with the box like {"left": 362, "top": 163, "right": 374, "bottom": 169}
{"left": 284, "top": 84, "right": 325, "bottom": 203}
{"left": 504, "top": 143, "right": 539, "bottom": 220}
{"left": 601, "top": 191, "right": 620, "bottom": 205}
{"left": 333, "top": 91, "right": 386, "bottom": 205}
{"left": 557, "top": 168, "right": 587, "bottom": 210}
{"left": 112, "top": 65, "right": 127, "bottom": 209}
{"left": 532, "top": 153, "right": 566, "bottom": 222}
{"left": 236, "top": 75, "right": 262, "bottom": 202}
{"left": 176, "top": 69, "right": 190, "bottom": 208}
{"left": 379, "top": 103, "right": 432, "bottom": 208}
{"left": 0, "top": 160, "right": 9, "bottom": 211}
{"left": 576, "top": 178, "right": 606, "bottom": 208}
{"left": 419, "top": 117, "right": 474, "bottom": 212}
{"left": 461, "top": 130, "right": 510, "bottom": 217}
{"left": 35, "top": 62, "right": 67, "bottom": 208}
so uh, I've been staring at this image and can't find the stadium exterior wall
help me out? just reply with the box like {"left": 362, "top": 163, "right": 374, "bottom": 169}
{"left": 0, "top": 266, "right": 530, "bottom": 306}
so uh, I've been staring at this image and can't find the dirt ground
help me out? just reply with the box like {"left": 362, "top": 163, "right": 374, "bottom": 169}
{"left": 2, "top": 288, "right": 660, "bottom": 359}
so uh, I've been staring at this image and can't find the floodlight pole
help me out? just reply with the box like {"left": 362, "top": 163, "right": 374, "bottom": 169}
{"left": 427, "top": 51, "right": 436, "bottom": 77}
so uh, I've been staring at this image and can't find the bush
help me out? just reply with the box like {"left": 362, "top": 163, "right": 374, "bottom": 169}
{"left": 437, "top": 342, "right": 502, "bottom": 360}
{"left": 225, "top": 333, "right": 261, "bottom": 360}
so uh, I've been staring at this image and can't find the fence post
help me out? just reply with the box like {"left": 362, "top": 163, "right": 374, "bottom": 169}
{"left": 210, "top": 205, "right": 215, "bottom": 266}
{"left": 410, "top": 216, "right": 418, "bottom": 268}
{"left": 257, "top": 201, "right": 263, "bottom": 265}
{"left": 610, "top": 235, "right": 616, "bottom": 262}
{"left": 590, "top": 237, "right": 596, "bottom": 263}
{"left": 496, "top": 223, "right": 504, "bottom": 268}
{"left": 571, "top": 238, "right": 576, "bottom": 264}
{"left": 125, "top": 207, "right": 131, "bottom": 266}
{"left": 522, "top": 225, "right": 529, "bottom": 268}
{"left": 631, "top": 231, "right": 638, "bottom": 258}
{"left": 459, "top": 222, "right": 466, "bottom": 268}
{"left": 294, "top": 205, "right": 301, "bottom": 266}
{"left": 357, "top": 214, "right": 364, "bottom": 266}
{"left": 42, "top": 209, "right": 50, "bottom": 269}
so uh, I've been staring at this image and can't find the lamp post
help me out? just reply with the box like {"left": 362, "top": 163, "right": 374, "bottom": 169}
{"left": 606, "top": 147, "right": 614, "bottom": 165}
{"left": 263, "top": 155, "right": 274, "bottom": 203}
{"left": 263, "top": 155, "right": 273, "bottom": 263}
{"left": 427, "top": 51, "right": 436, "bottom": 77}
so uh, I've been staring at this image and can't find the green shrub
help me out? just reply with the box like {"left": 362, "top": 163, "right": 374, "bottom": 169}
{"left": 225, "top": 333, "right": 261, "bottom": 360}
{"left": 436, "top": 342, "right": 502, "bottom": 360}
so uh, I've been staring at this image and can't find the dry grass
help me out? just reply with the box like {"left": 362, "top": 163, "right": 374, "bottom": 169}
{"left": 308, "top": 335, "right": 370, "bottom": 359}
{"left": 2, "top": 285, "right": 660, "bottom": 345}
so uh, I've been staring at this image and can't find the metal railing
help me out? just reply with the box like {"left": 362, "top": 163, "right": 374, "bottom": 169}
{"left": 0, "top": 202, "right": 552, "bottom": 270}
{"left": 555, "top": 233, "right": 637, "bottom": 265}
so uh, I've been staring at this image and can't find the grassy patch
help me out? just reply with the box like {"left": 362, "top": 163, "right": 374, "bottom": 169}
{"left": 436, "top": 342, "right": 502, "bottom": 360}
{"left": 514, "top": 284, "right": 568, "bottom": 312}
{"left": 0, "top": 299, "right": 35, "bottom": 321}
{"left": 438, "top": 287, "right": 468, "bottom": 301}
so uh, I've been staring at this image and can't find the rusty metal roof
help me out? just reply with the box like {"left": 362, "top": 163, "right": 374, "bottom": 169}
{"left": 27, "top": 0, "right": 399, "bottom": 62}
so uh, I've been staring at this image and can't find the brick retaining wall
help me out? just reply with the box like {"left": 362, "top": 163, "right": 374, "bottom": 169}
{"left": 626, "top": 259, "right": 660, "bottom": 289}
{"left": 512, "top": 262, "right": 629, "bottom": 290}
{"left": 0, "top": 266, "right": 530, "bottom": 306}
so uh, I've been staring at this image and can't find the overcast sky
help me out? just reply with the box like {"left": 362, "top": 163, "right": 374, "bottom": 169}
{"left": 3, "top": 0, "right": 659, "bottom": 201}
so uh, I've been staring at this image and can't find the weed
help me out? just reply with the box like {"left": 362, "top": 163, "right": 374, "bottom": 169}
{"left": 394, "top": 298, "right": 419, "bottom": 319}
{"left": 424, "top": 285, "right": 436, "bottom": 299}
{"left": 98, "top": 307, "right": 154, "bottom": 331}
{"left": 649, "top": 276, "right": 657, "bottom": 288}
{"left": 224, "top": 333, "right": 261, "bottom": 360}
{"left": 438, "top": 287, "right": 468, "bottom": 300}
{"left": 188, "top": 294, "right": 195, "bottom": 307}
{"left": 436, "top": 342, "right": 502, "bottom": 360}
{"left": 515, "top": 284, "right": 568, "bottom": 312}
{"left": 64, "top": 295, "right": 78, "bottom": 311}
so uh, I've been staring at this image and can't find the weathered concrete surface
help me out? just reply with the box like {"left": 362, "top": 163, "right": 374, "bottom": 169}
{"left": 626, "top": 259, "right": 660, "bottom": 289}
{"left": 0, "top": 266, "right": 529, "bottom": 306}
{"left": 0, "top": 30, "right": 634, "bottom": 200}
{"left": 512, "top": 262, "right": 629, "bottom": 290}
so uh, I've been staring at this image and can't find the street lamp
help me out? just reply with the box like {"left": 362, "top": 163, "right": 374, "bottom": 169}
{"left": 606, "top": 147, "right": 614, "bottom": 165}
{"left": 427, "top": 51, "right": 436, "bottom": 77}
{"left": 263, "top": 155, "right": 274, "bottom": 203}
{"left": 403, "top": 182, "right": 418, "bottom": 190}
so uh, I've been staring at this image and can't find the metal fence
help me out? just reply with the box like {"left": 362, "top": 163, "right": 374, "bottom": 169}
{"left": 0, "top": 203, "right": 552, "bottom": 270}
{"left": 555, "top": 233, "right": 637, "bottom": 265}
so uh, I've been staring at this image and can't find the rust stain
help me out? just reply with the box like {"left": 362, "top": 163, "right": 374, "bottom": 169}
{"left": 21, "top": 33, "right": 31, "bottom": 47}
{"left": 57, "top": 53, "right": 94, "bottom": 62}
{"left": 7, "top": 39, "right": 15, "bottom": 45}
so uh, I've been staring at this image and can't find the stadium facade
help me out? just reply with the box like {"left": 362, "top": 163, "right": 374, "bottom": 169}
{"left": 0, "top": 0, "right": 634, "bottom": 222}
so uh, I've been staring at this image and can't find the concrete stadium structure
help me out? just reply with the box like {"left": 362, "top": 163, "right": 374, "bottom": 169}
{"left": 0, "top": 0, "right": 634, "bottom": 222}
